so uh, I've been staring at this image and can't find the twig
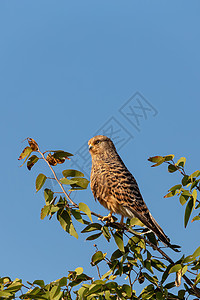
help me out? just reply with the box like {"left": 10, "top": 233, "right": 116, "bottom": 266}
{"left": 38, "top": 148, "right": 103, "bottom": 219}
{"left": 38, "top": 149, "right": 78, "bottom": 207}
{"left": 96, "top": 264, "right": 101, "bottom": 279}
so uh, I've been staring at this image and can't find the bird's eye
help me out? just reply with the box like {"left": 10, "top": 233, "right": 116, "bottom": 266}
{"left": 95, "top": 140, "right": 101, "bottom": 145}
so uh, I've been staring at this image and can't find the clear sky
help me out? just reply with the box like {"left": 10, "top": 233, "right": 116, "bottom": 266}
{"left": 1, "top": 0, "right": 200, "bottom": 293}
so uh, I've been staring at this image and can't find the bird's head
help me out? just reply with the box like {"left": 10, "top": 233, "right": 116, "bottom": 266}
{"left": 88, "top": 135, "right": 116, "bottom": 157}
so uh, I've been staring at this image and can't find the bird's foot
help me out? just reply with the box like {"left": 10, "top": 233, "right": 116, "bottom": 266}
{"left": 98, "top": 212, "right": 115, "bottom": 223}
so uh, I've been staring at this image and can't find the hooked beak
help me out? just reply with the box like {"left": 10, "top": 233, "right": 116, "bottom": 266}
{"left": 89, "top": 144, "right": 93, "bottom": 151}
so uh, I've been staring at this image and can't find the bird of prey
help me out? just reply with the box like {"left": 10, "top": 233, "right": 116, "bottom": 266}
{"left": 88, "top": 135, "right": 171, "bottom": 247}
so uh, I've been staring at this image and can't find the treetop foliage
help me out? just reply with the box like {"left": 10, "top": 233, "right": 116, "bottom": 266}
{"left": 1, "top": 138, "right": 200, "bottom": 299}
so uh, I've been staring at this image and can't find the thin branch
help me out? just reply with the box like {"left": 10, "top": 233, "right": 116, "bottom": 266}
{"left": 127, "top": 271, "right": 133, "bottom": 298}
{"left": 38, "top": 149, "right": 78, "bottom": 207}
{"left": 96, "top": 264, "right": 101, "bottom": 279}
{"left": 38, "top": 148, "right": 103, "bottom": 219}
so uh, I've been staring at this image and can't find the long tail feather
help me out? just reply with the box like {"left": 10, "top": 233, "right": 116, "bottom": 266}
{"left": 148, "top": 212, "right": 170, "bottom": 245}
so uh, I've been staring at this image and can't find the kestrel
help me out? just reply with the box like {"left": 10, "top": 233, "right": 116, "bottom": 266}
{"left": 88, "top": 135, "right": 171, "bottom": 246}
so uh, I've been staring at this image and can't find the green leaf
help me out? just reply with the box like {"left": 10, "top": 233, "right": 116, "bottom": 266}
{"left": 40, "top": 205, "right": 50, "bottom": 220}
{"left": 105, "top": 282, "right": 118, "bottom": 290}
{"left": 178, "top": 290, "right": 186, "bottom": 299}
{"left": 101, "top": 225, "right": 111, "bottom": 241}
{"left": 69, "top": 222, "right": 79, "bottom": 239}
{"left": 79, "top": 203, "right": 93, "bottom": 222}
{"left": 181, "top": 190, "right": 191, "bottom": 197}
{"left": 151, "top": 157, "right": 165, "bottom": 167}
{"left": 192, "top": 189, "right": 197, "bottom": 208}
{"left": 49, "top": 285, "right": 62, "bottom": 300}
{"left": 36, "top": 173, "right": 47, "bottom": 192}
{"left": 151, "top": 259, "right": 166, "bottom": 272}
{"left": 113, "top": 232, "right": 125, "bottom": 252}
{"left": 33, "top": 280, "right": 45, "bottom": 287}
{"left": 179, "top": 190, "right": 191, "bottom": 206}
{"left": 78, "top": 286, "right": 88, "bottom": 298}
{"left": 168, "top": 164, "right": 177, "bottom": 173}
{"left": 0, "top": 291, "right": 13, "bottom": 298}
{"left": 168, "top": 184, "right": 182, "bottom": 192}
{"left": 144, "top": 260, "right": 153, "bottom": 274}
{"left": 62, "top": 169, "right": 84, "bottom": 178}
{"left": 146, "top": 232, "right": 157, "bottom": 246}
{"left": 179, "top": 195, "right": 187, "bottom": 206}
{"left": 18, "top": 146, "right": 32, "bottom": 160}
{"left": 192, "top": 246, "right": 200, "bottom": 258}
{"left": 50, "top": 206, "right": 60, "bottom": 215}
{"left": 71, "top": 209, "right": 84, "bottom": 224}
{"left": 27, "top": 155, "right": 39, "bottom": 170}
{"left": 57, "top": 210, "right": 78, "bottom": 239}
{"left": 57, "top": 277, "right": 67, "bottom": 287}
{"left": 183, "top": 255, "right": 194, "bottom": 263}
{"left": 141, "top": 283, "right": 154, "bottom": 295}
{"left": 182, "top": 175, "right": 190, "bottom": 186}
{"left": 164, "top": 190, "right": 178, "bottom": 198}
{"left": 60, "top": 177, "right": 90, "bottom": 190}
{"left": 192, "top": 215, "right": 200, "bottom": 222}
{"left": 57, "top": 210, "right": 70, "bottom": 230}
{"left": 190, "top": 170, "right": 200, "bottom": 179}
{"left": 91, "top": 251, "right": 106, "bottom": 265}
{"left": 5, "top": 280, "right": 22, "bottom": 292}
{"left": 60, "top": 178, "right": 77, "bottom": 185}
{"left": 184, "top": 197, "right": 194, "bottom": 228}
{"left": 53, "top": 150, "right": 73, "bottom": 159}
{"left": 161, "top": 265, "right": 171, "bottom": 283}
{"left": 69, "top": 273, "right": 92, "bottom": 288}
{"left": 164, "top": 155, "right": 174, "bottom": 161}
{"left": 148, "top": 156, "right": 163, "bottom": 163}
{"left": 19, "top": 147, "right": 33, "bottom": 167}
{"left": 143, "top": 273, "right": 158, "bottom": 284}
{"left": 176, "top": 157, "right": 186, "bottom": 167}
{"left": 81, "top": 223, "right": 102, "bottom": 233}
{"left": 191, "top": 262, "right": 200, "bottom": 271}
{"left": 86, "top": 232, "right": 102, "bottom": 240}
{"left": 190, "top": 180, "right": 200, "bottom": 191}
{"left": 0, "top": 277, "right": 11, "bottom": 284}
{"left": 130, "top": 217, "right": 144, "bottom": 227}
{"left": 44, "top": 188, "right": 54, "bottom": 204}
{"left": 70, "top": 178, "right": 89, "bottom": 190}
{"left": 111, "top": 249, "right": 123, "bottom": 261}
{"left": 75, "top": 267, "right": 83, "bottom": 275}
{"left": 156, "top": 291, "right": 164, "bottom": 300}
{"left": 194, "top": 273, "right": 200, "bottom": 285}
{"left": 169, "top": 264, "right": 182, "bottom": 273}
{"left": 122, "top": 284, "right": 132, "bottom": 298}
{"left": 101, "top": 269, "right": 112, "bottom": 280}
{"left": 164, "top": 282, "right": 175, "bottom": 289}
{"left": 181, "top": 265, "right": 188, "bottom": 276}
{"left": 139, "top": 239, "right": 146, "bottom": 249}
{"left": 86, "top": 284, "right": 103, "bottom": 296}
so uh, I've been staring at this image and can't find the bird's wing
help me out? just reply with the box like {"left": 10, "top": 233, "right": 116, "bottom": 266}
{"left": 90, "top": 166, "right": 111, "bottom": 202}
{"left": 108, "top": 168, "right": 171, "bottom": 245}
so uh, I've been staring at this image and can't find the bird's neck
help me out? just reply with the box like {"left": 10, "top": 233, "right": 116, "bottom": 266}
{"left": 91, "top": 150, "right": 123, "bottom": 165}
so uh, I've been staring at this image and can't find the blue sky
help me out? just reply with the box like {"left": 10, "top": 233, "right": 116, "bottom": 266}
{"left": 1, "top": 0, "right": 200, "bottom": 293}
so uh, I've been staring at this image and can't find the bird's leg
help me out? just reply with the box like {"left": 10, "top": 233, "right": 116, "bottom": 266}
{"left": 99, "top": 211, "right": 114, "bottom": 223}
{"left": 120, "top": 216, "right": 124, "bottom": 225}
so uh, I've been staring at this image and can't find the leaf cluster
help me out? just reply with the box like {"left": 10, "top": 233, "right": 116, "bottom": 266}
{"left": 10, "top": 140, "right": 200, "bottom": 299}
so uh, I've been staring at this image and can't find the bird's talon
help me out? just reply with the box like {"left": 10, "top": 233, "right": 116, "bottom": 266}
{"left": 99, "top": 213, "right": 114, "bottom": 223}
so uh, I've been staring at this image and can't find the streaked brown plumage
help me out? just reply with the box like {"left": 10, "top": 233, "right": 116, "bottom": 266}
{"left": 88, "top": 135, "right": 171, "bottom": 246}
